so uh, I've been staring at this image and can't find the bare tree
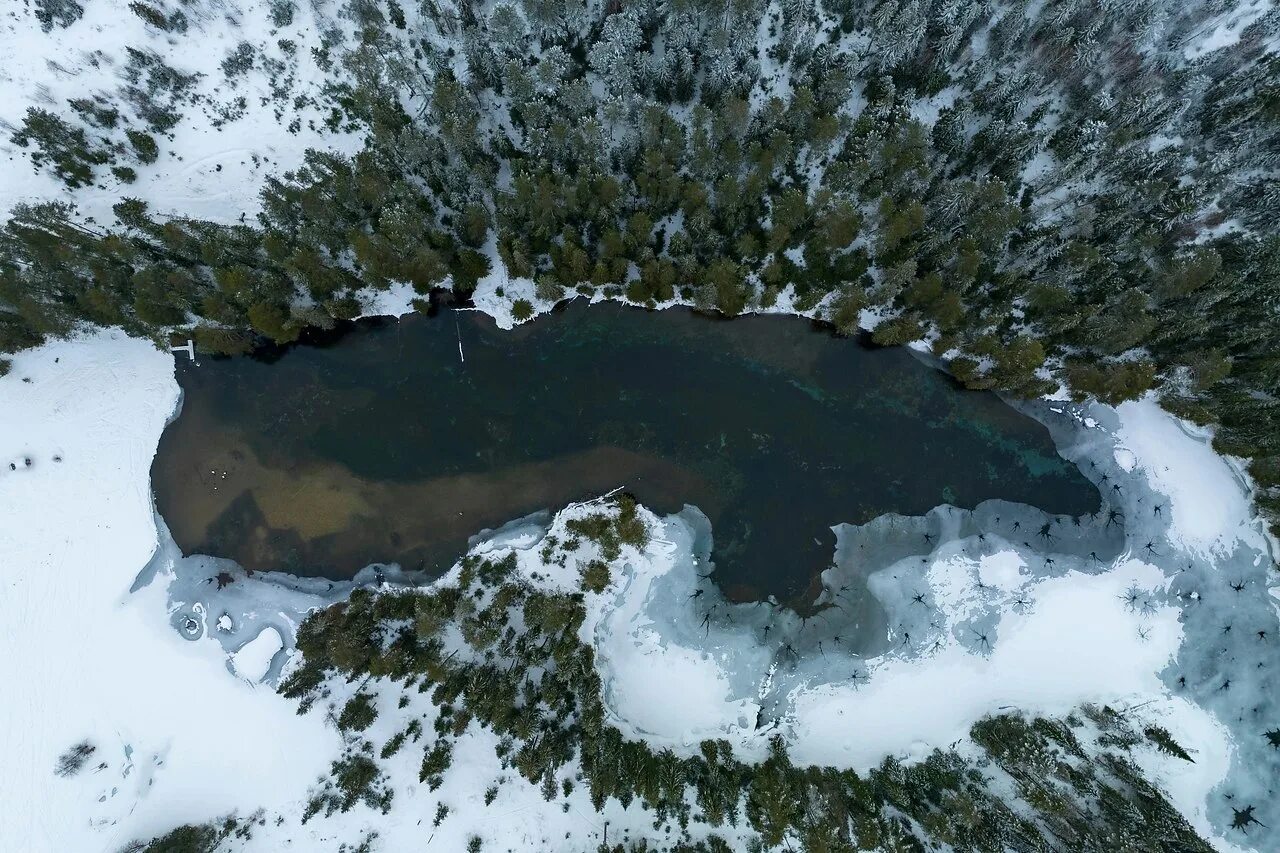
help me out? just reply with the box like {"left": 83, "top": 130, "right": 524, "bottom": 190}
{"left": 54, "top": 740, "right": 96, "bottom": 778}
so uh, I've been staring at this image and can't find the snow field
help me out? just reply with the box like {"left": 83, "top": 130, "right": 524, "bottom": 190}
{"left": 0, "top": 331, "right": 338, "bottom": 851}
{"left": 0, "top": 0, "right": 364, "bottom": 225}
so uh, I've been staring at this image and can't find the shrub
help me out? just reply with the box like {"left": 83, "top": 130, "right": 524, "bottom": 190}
{"left": 1065, "top": 360, "right": 1158, "bottom": 406}
{"left": 192, "top": 326, "right": 255, "bottom": 356}
{"left": 267, "top": 0, "right": 294, "bottom": 27}
{"left": 338, "top": 692, "right": 378, "bottom": 732}
{"left": 580, "top": 560, "right": 610, "bottom": 594}
{"left": 614, "top": 496, "right": 647, "bottom": 548}
{"left": 829, "top": 288, "right": 865, "bottom": 336}
{"left": 126, "top": 130, "right": 160, "bottom": 164}
{"left": 34, "top": 0, "right": 84, "bottom": 31}
{"left": 10, "top": 108, "right": 108, "bottom": 188}
{"left": 221, "top": 42, "right": 256, "bottom": 79}
{"left": 128, "top": 2, "right": 186, "bottom": 31}
{"left": 1144, "top": 726, "right": 1193, "bottom": 762}
{"left": 870, "top": 316, "right": 923, "bottom": 347}
{"left": 54, "top": 740, "right": 96, "bottom": 777}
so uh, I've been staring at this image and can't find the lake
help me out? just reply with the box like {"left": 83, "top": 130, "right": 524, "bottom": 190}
{"left": 151, "top": 301, "right": 1100, "bottom": 607}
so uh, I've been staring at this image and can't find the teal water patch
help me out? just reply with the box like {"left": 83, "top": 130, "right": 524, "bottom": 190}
{"left": 1017, "top": 447, "right": 1072, "bottom": 478}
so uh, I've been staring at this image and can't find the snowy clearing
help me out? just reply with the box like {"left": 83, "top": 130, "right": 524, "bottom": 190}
{"left": 0, "top": 0, "right": 363, "bottom": 224}
{"left": 0, "top": 331, "right": 338, "bottom": 851}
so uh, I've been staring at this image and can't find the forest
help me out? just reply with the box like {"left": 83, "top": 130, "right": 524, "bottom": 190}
{"left": 1, "top": 0, "right": 1278, "bottom": 534}
{"left": 255, "top": 498, "right": 1215, "bottom": 852}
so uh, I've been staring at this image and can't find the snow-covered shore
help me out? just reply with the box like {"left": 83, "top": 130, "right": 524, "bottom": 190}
{"left": 1, "top": 324, "right": 1276, "bottom": 852}
{"left": 0, "top": 332, "right": 339, "bottom": 850}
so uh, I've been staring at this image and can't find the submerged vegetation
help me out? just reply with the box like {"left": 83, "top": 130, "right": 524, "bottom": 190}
{"left": 2, "top": 0, "right": 1279, "bottom": 534}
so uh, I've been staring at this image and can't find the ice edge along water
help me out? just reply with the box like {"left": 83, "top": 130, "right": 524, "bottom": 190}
{"left": 0, "top": 326, "right": 1275, "bottom": 853}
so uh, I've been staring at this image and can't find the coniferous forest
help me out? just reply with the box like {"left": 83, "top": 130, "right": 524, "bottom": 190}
{"left": 139, "top": 499, "right": 1229, "bottom": 852}
{"left": 5, "top": 4, "right": 1280, "bottom": 852}
{"left": 278, "top": 516, "right": 1217, "bottom": 853}
{"left": 3, "top": 0, "right": 1279, "bottom": 532}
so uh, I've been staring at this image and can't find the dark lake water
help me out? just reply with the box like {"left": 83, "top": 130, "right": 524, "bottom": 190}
{"left": 152, "top": 301, "right": 1100, "bottom": 606}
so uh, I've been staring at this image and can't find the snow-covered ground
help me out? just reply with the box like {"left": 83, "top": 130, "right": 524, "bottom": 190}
{"left": 1184, "top": 0, "right": 1276, "bottom": 60}
{"left": 0, "top": 0, "right": 363, "bottom": 224}
{"left": 0, "top": 331, "right": 339, "bottom": 850}
{"left": 2, "top": 320, "right": 1277, "bottom": 851}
